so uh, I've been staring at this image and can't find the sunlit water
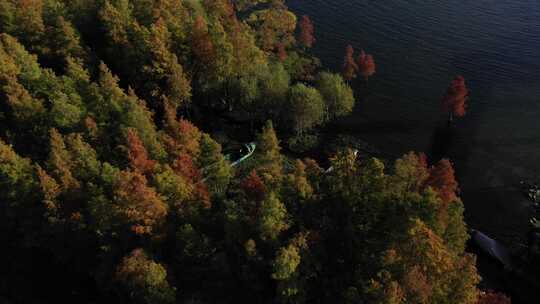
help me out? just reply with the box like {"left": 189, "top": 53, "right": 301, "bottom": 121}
{"left": 288, "top": 0, "right": 540, "bottom": 248}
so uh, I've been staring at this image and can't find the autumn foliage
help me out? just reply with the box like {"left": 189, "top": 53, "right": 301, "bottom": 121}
{"left": 298, "top": 15, "right": 315, "bottom": 48}
{"left": 476, "top": 291, "right": 511, "bottom": 304}
{"left": 172, "top": 153, "right": 210, "bottom": 209}
{"left": 241, "top": 170, "right": 267, "bottom": 201}
{"left": 342, "top": 44, "right": 358, "bottom": 81}
{"left": 425, "top": 159, "right": 459, "bottom": 204}
{"left": 443, "top": 75, "right": 469, "bottom": 120}
{"left": 115, "top": 248, "right": 175, "bottom": 303}
{"left": 191, "top": 15, "right": 215, "bottom": 65}
{"left": 114, "top": 170, "right": 167, "bottom": 235}
{"left": 126, "top": 128, "right": 156, "bottom": 174}
{"left": 343, "top": 45, "right": 376, "bottom": 82}
{"left": 358, "top": 49, "right": 376, "bottom": 81}
{"left": 0, "top": 1, "right": 506, "bottom": 303}
{"left": 162, "top": 112, "right": 202, "bottom": 159}
{"left": 276, "top": 43, "right": 287, "bottom": 62}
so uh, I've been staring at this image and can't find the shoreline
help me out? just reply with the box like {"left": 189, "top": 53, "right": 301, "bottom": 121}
{"left": 326, "top": 93, "right": 537, "bottom": 303}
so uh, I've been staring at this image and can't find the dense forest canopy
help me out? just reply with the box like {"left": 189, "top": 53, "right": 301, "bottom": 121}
{"left": 0, "top": 0, "right": 509, "bottom": 303}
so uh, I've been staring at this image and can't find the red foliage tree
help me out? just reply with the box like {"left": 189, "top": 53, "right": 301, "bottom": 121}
{"left": 126, "top": 128, "right": 155, "bottom": 174}
{"left": 241, "top": 170, "right": 267, "bottom": 202}
{"left": 299, "top": 15, "right": 315, "bottom": 48}
{"left": 442, "top": 76, "right": 469, "bottom": 121}
{"left": 276, "top": 43, "right": 287, "bottom": 62}
{"left": 342, "top": 45, "right": 358, "bottom": 81}
{"left": 177, "top": 119, "right": 201, "bottom": 156}
{"left": 476, "top": 291, "right": 511, "bottom": 304}
{"left": 425, "top": 159, "right": 459, "bottom": 204}
{"left": 358, "top": 49, "right": 376, "bottom": 81}
{"left": 173, "top": 153, "right": 202, "bottom": 182}
{"left": 172, "top": 153, "right": 210, "bottom": 209}
{"left": 162, "top": 112, "right": 202, "bottom": 159}
{"left": 418, "top": 152, "right": 429, "bottom": 171}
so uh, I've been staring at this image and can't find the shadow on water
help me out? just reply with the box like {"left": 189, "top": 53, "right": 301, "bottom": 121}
{"left": 432, "top": 104, "right": 538, "bottom": 303}
{"left": 428, "top": 121, "right": 455, "bottom": 161}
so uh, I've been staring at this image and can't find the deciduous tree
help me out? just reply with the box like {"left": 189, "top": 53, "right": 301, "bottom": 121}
{"left": 376, "top": 219, "right": 480, "bottom": 304}
{"left": 392, "top": 152, "right": 430, "bottom": 194}
{"left": 246, "top": 6, "right": 297, "bottom": 51}
{"left": 256, "top": 121, "right": 284, "bottom": 185}
{"left": 342, "top": 44, "right": 357, "bottom": 81}
{"left": 198, "top": 133, "right": 232, "bottom": 195}
{"left": 298, "top": 15, "right": 315, "bottom": 48}
{"left": 287, "top": 83, "right": 325, "bottom": 135}
{"left": 115, "top": 248, "right": 175, "bottom": 304}
{"left": 426, "top": 159, "right": 459, "bottom": 204}
{"left": 258, "top": 192, "right": 289, "bottom": 241}
{"left": 47, "top": 128, "right": 80, "bottom": 191}
{"left": 126, "top": 128, "right": 156, "bottom": 175}
{"left": 442, "top": 75, "right": 469, "bottom": 121}
{"left": 113, "top": 170, "right": 168, "bottom": 236}
{"left": 241, "top": 170, "right": 267, "bottom": 202}
{"left": 0, "top": 138, "right": 37, "bottom": 211}
{"left": 358, "top": 49, "right": 376, "bottom": 82}
{"left": 272, "top": 243, "right": 300, "bottom": 280}
{"left": 316, "top": 72, "right": 355, "bottom": 120}
{"left": 276, "top": 42, "right": 287, "bottom": 62}
{"left": 191, "top": 15, "right": 215, "bottom": 65}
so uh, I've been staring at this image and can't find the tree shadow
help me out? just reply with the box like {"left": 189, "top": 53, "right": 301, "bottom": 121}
{"left": 428, "top": 121, "right": 456, "bottom": 162}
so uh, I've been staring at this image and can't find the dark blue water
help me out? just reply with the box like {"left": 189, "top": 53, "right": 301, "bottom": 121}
{"left": 288, "top": 1, "right": 540, "bottom": 248}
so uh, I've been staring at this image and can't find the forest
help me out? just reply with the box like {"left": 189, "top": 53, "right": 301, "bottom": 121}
{"left": 0, "top": 0, "right": 510, "bottom": 303}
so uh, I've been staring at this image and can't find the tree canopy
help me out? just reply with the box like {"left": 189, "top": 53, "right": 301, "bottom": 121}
{"left": 0, "top": 1, "right": 495, "bottom": 303}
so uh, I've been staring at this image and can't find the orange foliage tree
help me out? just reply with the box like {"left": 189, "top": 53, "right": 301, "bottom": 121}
{"left": 342, "top": 45, "right": 358, "bottom": 81}
{"left": 173, "top": 153, "right": 202, "bottom": 182}
{"left": 442, "top": 75, "right": 469, "bottom": 122}
{"left": 114, "top": 170, "right": 168, "bottom": 235}
{"left": 162, "top": 104, "right": 202, "bottom": 159}
{"left": 126, "top": 128, "right": 156, "bottom": 175}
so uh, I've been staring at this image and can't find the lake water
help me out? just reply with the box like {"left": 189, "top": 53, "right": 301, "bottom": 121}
{"left": 287, "top": 1, "right": 540, "bottom": 251}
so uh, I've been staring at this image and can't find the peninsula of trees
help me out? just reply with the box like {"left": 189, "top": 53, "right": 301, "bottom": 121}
{"left": 0, "top": 0, "right": 506, "bottom": 303}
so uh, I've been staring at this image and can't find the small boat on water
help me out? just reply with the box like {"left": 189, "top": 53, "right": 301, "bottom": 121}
{"left": 469, "top": 229, "right": 514, "bottom": 270}
{"left": 469, "top": 228, "right": 540, "bottom": 303}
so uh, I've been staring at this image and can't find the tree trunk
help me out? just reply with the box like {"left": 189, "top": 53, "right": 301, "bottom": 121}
{"left": 447, "top": 112, "right": 454, "bottom": 126}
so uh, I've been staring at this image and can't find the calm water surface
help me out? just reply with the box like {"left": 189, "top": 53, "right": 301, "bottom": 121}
{"left": 288, "top": 0, "right": 540, "bottom": 247}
